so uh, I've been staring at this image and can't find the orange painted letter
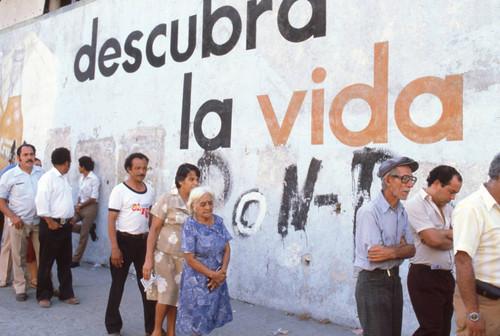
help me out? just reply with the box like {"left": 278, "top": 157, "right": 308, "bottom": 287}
{"left": 329, "top": 42, "right": 388, "bottom": 146}
{"left": 394, "top": 74, "right": 463, "bottom": 143}
{"left": 258, "top": 91, "right": 307, "bottom": 146}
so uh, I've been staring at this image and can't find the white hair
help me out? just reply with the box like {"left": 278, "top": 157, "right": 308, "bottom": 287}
{"left": 381, "top": 167, "right": 399, "bottom": 190}
{"left": 187, "top": 186, "right": 215, "bottom": 214}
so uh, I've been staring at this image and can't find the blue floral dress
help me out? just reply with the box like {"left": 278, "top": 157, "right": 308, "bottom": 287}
{"left": 176, "top": 214, "right": 233, "bottom": 334}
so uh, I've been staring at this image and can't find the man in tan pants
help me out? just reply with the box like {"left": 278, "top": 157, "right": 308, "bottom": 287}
{"left": 453, "top": 152, "right": 500, "bottom": 336}
{"left": 71, "top": 156, "right": 100, "bottom": 268}
{"left": 0, "top": 144, "right": 44, "bottom": 301}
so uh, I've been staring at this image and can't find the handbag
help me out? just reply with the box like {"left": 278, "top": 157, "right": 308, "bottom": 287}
{"left": 476, "top": 279, "right": 500, "bottom": 300}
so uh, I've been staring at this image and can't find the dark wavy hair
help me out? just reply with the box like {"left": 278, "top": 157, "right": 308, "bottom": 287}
{"left": 79, "top": 156, "right": 94, "bottom": 171}
{"left": 426, "top": 165, "right": 462, "bottom": 187}
{"left": 124, "top": 152, "right": 149, "bottom": 171}
{"left": 51, "top": 147, "right": 71, "bottom": 165}
{"left": 175, "top": 163, "right": 200, "bottom": 188}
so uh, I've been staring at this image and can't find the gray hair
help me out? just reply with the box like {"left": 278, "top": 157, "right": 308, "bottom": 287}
{"left": 187, "top": 186, "right": 215, "bottom": 214}
{"left": 381, "top": 167, "right": 399, "bottom": 190}
{"left": 488, "top": 153, "right": 500, "bottom": 180}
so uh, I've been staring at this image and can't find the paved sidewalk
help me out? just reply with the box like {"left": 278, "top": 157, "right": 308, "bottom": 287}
{"left": 0, "top": 262, "right": 357, "bottom": 336}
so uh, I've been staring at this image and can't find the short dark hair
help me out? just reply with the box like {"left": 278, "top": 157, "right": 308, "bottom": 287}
{"left": 16, "top": 144, "right": 36, "bottom": 156}
{"left": 78, "top": 156, "right": 94, "bottom": 171}
{"left": 488, "top": 153, "right": 500, "bottom": 180}
{"left": 51, "top": 147, "right": 71, "bottom": 165}
{"left": 426, "top": 165, "right": 462, "bottom": 187}
{"left": 175, "top": 163, "right": 200, "bottom": 188}
{"left": 124, "top": 152, "right": 149, "bottom": 171}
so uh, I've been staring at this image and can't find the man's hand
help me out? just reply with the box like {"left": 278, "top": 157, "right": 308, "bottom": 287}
{"left": 47, "top": 219, "right": 62, "bottom": 230}
{"left": 10, "top": 215, "right": 24, "bottom": 229}
{"left": 368, "top": 245, "right": 395, "bottom": 262}
{"left": 465, "top": 317, "right": 486, "bottom": 336}
{"left": 110, "top": 247, "right": 124, "bottom": 268}
{"left": 74, "top": 205, "right": 82, "bottom": 213}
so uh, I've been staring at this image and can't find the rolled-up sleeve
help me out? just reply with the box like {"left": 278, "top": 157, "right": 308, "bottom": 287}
{"left": 90, "top": 175, "right": 100, "bottom": 200}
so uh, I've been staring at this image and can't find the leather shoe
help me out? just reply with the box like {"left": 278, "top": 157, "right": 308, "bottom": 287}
{"left": 16, "top": 293, "right": 27, "bottom": 301}
{"left": 89, "top": 223, "right": 97, "bottom": 241}
{"left": 70, "top": 261, "right": 80, "bottom": 268}
{"left": 39, "top": 299, "right": 51, "bottom": 308}
{"left": 61, "top": 297, "right": 80, "bottom": 305}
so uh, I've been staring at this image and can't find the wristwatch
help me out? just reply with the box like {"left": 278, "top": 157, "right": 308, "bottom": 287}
{"left": 466, "top": 312, "right": 481, "bottom": 321}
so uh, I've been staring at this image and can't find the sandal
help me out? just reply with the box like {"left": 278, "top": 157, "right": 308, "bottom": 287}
{"left": 30, "top": 280, "right": 37, "bottom": 288}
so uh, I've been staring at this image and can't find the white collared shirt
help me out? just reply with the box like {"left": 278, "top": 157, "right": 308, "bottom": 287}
{"left": 35, "top": 167, "right": 75, "bottom": 219}
{"left": 0, "top": 165, "right": 44, "bottom": 226}
{"left": 78, "top": 171, "right": 100, "bottom": 203}
{"left": 406, "top": 188, "right": 454, "bottom": 270}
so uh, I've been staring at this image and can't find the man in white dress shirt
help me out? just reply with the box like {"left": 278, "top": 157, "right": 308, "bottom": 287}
{"left": 71, "top": 156, "right": 100, "bottom": 267}
{"left": 35, "top": 147, "right": 79, "bottom": 308}
{"left": 0, "top": 144, "right": 44, "bottom": 301}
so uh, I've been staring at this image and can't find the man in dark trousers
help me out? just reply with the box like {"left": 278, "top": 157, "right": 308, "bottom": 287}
{"left": 354, "top": 156, "right": 418, "bottom": 336}
{"left": 406, "top": 165, "right": 462, "bottom": 335}
{"left": 35, "top": 147, "right": 79, "bottom": 308}
{"left": 105, "top": 152, "right": 156, "bottom": 336}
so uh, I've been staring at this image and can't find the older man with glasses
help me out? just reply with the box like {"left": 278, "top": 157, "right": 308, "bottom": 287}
{"left": 354, "top": 156, "right": 418, "bottom": 336}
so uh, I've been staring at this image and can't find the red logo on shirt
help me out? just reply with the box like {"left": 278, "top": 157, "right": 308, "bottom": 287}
{"left": 131, "top": 203, "right": 149, "bottom": 218}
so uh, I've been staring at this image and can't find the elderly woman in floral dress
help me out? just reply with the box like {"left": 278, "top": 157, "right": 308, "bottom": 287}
{"left": 176, "top": 187, "right": 233, "bottom": 336}
{"left": 143, "top": 164, "right": 200, "bottom": 336}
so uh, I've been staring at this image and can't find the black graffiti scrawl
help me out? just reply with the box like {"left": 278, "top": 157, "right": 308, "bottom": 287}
{"left": 278, "top": 157, "right": 338, "bottom": 238}
{"left": 197, "top": 150, "right": 232, "bottom": 203}
{"left": 351, "top": 147, "right": 393, "bottom": 253}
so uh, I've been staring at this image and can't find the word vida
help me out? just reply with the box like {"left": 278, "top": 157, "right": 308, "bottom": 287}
{"left": 180, "top": 42, "right": 462, "bottom": 150}
{"left": 258, "top": 42, "right": 463, "bottom": 146}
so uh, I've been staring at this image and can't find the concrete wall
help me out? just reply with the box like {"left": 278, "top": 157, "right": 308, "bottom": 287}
{"left": 0, "top": 0, "right": 498, "bottom": 332}
{"left": 0, "top": 0, "right": 45, "bottom": 30}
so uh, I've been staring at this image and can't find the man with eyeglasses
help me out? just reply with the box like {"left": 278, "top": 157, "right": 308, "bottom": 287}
{"left": 354, "top": 156, "right": 418, "bottom": 336}
{"left": 405, "top": 165, "right": 463, "bottom": 336}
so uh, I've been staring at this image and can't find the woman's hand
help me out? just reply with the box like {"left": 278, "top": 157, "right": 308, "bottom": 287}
{"left": 207, "top": 269, "right": 226, "bottom": 291}
{"left": 142, "top": 258, "right": 153, "bottom": 280}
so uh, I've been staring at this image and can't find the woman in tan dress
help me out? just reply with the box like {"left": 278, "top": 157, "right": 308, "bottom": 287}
{"left": 143, "top": 163, "right": 200, "bottom": 336}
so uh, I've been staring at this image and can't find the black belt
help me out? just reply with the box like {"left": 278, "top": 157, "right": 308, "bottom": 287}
{"left": 51, "top": 218, "right": 72, "bottom": 225}
{"left": 117, "top": 231, "right": 148, "bottom": 240}
{"left": 411, "top": 263, "right": 453, "bottom": 273}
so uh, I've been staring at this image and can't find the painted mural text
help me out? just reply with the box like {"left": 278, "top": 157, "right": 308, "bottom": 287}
{"left": 258, "top": 42, "right": 463, "bottom": 147}
{"left": 73, "top": 0, "right": 326, "bottom": 81}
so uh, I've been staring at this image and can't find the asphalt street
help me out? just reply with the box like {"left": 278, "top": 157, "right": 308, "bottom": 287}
{"left": 0, "top": 262, "right": 357, "bottom": 336}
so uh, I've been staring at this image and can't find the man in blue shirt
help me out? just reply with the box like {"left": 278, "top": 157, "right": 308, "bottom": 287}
{"left": 354, "top": 156, "right": 418, "bottom": 336}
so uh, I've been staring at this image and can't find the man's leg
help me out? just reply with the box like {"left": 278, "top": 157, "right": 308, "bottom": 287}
{"left": 105, "top": 233, "right": 133, "bottom": 334}
{"left": 37, "top": 218, "right": 56, "bottom": 301}
{"left": 408, "top": 264, "right": 452, "bottom": 335}
{"left": 132, "top": 237, "right": 156, "bottom": 334}
{"left": 72, "top": 203, "right": 98, "bottom": 263}
{"left": 0, "top": 224, "right": 12, "bottom": 284}
{"left": 9, "top": 223, "right": 28, "bottom": 295}
{"left": 392, "top": 274, "right": 403, "bottom": 336}
{"left": 355, "top": 270, "right": 395, "bottom": 336}
{"left": 55, "top": 224, "right": 74, "bottom": 299}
